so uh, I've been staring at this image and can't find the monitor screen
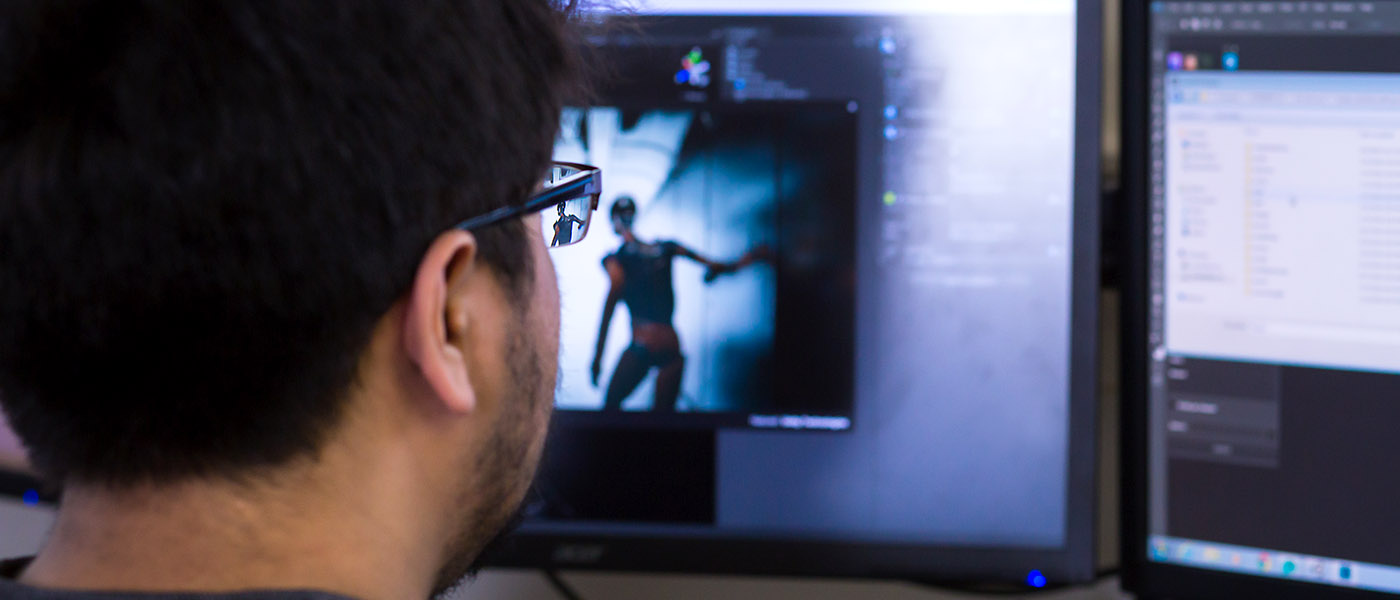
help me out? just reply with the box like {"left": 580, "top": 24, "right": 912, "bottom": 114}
{"left": 551, "top": 104, "right": 857, "bottom": 430}
{"left": 489, "top": 0, "right": 1102, "bottom": 583}
{"left": 1136, "top": 0, "right": 1400, "bottom": 596}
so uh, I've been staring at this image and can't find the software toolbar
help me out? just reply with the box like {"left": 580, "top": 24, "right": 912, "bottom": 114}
{"left": 1157, "top": 1, "right": 1400, "bottom": 34}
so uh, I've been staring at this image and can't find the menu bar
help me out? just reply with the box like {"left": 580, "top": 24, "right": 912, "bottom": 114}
{"left": 1154, "top": 1, "right": 1400, "bottom": 33}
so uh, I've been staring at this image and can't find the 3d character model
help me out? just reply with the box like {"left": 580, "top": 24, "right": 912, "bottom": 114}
{"left": 590, "top": 196, "right": 767, "bottom": 412}
{"left": 551, "top": 201, "right": 587, "bottom": 247}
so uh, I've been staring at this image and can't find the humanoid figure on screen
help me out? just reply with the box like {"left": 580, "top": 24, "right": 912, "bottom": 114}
{"left": 551, "top": 201, "right": 587, "bottom": 247}
{"left": 590, "top": 196, "right": 767, "bottom": 412}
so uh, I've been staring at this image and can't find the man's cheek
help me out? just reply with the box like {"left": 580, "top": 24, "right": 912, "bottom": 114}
{"left": 534, "top": 238, "right": 562, "bottom": 354}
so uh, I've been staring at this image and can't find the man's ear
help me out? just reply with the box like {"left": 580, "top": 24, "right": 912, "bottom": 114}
{"left": 403, "top": 229, "right": 479, "bottom": 414}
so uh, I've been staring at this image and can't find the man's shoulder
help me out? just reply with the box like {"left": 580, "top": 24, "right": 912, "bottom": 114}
{"left": 0, "top": 583, "right": 355, "bottom": 600}
{"left": 0, "top": 560, "right": 357, "bottom": 600}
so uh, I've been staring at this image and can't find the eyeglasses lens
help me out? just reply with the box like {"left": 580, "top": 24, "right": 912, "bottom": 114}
{"left": 543, "top": 166, "right": 592, "bottom": 248}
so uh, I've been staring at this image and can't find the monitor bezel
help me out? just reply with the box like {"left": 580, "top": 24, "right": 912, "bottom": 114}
{"left": 483, "top": 2, "right": 1104, "bottom": 584}
{"left": 1120, "top": 1, "right": 1400, "bottom": 598}
{"left": 0, "top": 467, "right": 45, "bottom": 502}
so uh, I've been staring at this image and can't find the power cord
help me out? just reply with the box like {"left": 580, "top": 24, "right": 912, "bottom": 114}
{"left": 543, "top": 569, "right": 585, "bottom": 600}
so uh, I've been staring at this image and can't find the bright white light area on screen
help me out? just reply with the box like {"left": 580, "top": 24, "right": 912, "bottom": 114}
{"left": 630, "top": 0, "right": 1073, "bottom": 15}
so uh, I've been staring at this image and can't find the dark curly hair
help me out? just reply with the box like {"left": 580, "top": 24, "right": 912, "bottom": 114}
{"left": 0, "top": 0, "right": 593, "bottom": 486}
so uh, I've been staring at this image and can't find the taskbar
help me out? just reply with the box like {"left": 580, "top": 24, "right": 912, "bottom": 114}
{"left": 551, "top": 409, "right": 853, "bottom": 432}
{"left": 1148, "top": 535, "right": 1400, "bottom": 595}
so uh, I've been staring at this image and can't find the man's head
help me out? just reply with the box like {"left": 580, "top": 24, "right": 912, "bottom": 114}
{"left": 610, "top": 195, "right": 638, "bottom": 234}
{"left": 0, "top": 0, "right": 586, "bottom": 591}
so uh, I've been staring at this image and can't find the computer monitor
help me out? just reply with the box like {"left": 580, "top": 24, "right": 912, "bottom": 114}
{"left": 1123, "top": 1, "right": 1400, "bottom": 598}
{"left": 0, "top": 0, "right": 1103, "bottom": 585}
{"left": 485, "top": 0, "right": 1104, "bottom": 585}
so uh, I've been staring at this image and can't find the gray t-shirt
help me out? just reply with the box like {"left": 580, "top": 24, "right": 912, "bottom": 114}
{"left": 0, "top": 559, "right": 357, "bottom": 600}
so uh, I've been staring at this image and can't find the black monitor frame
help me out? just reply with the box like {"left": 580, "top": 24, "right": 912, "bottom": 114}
{"left": 1120, "top": 1, "right": 1399, "bottom": 598}
{"left": 484, "top": 2, "right": 1105, "bottom": 585}
{"left": 0, "top": 471, "right": 34, "bottom": 493}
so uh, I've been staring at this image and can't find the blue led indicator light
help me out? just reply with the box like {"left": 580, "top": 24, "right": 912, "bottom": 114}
{"left": 1027, "top": 570, "right": 1048, "bottom": 588}
{"left": 21, "top": 489, "right": 40, "bottom": 505}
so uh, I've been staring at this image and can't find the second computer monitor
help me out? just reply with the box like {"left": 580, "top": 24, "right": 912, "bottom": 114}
{"left": 1124, "top": 1, "right": 1400, "bottom": 598}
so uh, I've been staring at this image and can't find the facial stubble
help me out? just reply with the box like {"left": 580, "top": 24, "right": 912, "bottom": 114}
{"left": 430, "top": 308, "right": 554, "bottom": 598}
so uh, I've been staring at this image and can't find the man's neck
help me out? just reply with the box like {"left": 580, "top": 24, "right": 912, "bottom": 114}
{"left": 19, "top": 464, "right": 441, "bottom": 599}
